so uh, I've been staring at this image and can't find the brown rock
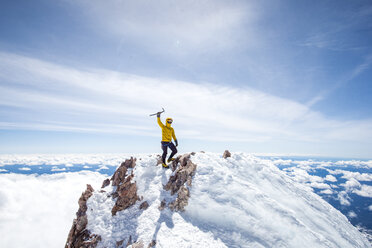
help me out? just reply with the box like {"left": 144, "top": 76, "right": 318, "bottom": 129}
{"left": 65, "top": 185, "right": 101, "bottom": 248}
{"left": 111, "top": 158, "right": 140, "bottom": 216}
{"left": 223, "top": 150, "right": 231, "bottom": 158}
{"left": 139, "top": 201, "right": 149, "bottom": 210}
{"left": 111, "top": 157, "right": 136, "bottom": 186}
{"left": 148, "top": 240, "right": 156, "bottom": 248}
{"left": 164, "top": 158, "right": 196, "bottom": 195}
{"left": 112, "top": 180, "right": 139, "bottom": 215}
{"left": 168, "top": 186, "right": 190, "bottom": 212}
{"left": 163, "top": 153, "right": 197, "bottom": 212}
{"left": 101, "top": 178, "right": 110, "bottom": 188}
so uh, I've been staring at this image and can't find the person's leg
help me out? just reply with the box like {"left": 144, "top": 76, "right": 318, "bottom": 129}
{"left": 161, "top": 142, "right": 168, "bottom": 164}
{"left": 168, "top": 142, "right": 178, "bottom": 161}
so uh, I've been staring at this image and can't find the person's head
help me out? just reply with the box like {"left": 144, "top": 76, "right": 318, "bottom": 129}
{"left": 166, "top": 117, "right": 173, "bottom": 126}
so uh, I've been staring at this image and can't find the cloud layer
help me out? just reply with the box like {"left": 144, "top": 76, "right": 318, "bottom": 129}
{"left": 0, "top": 171, "right": 106, "bottom": 248}
{"left": 1, "top": 51, "right": 372, "bottom": 156}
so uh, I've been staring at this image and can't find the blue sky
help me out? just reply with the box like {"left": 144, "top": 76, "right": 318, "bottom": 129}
{"left": 0, "top": 0, "right": 372, "bottom": 158}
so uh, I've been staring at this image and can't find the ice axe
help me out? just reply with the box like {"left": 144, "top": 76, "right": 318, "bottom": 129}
{"left": 149, "top": 107, "right": 165, "bottom": 116}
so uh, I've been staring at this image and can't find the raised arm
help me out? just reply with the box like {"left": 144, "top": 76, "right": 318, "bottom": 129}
{"left": 157, "top": 116, "right": 164, "bottom": 128}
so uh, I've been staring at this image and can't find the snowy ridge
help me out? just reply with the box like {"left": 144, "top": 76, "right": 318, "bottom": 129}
{"left": 76, "top": 152, "right": 370, "bottom": 247}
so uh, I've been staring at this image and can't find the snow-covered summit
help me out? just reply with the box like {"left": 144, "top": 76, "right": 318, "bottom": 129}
{"left": 65, "top": 152, "right": 371, "bottom": 248}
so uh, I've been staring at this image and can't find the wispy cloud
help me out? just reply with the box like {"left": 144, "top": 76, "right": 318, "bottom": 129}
{"left": 1, "top": 52, "right": 372, "bottom": 155}
{"left": 71, "top": 0, "right": 253, "bottom": 57}
{"left": 307, "top": 53, "right": 372, "bottom": 107}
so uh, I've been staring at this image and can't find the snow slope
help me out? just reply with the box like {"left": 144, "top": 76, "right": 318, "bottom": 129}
{"left": 85, "top": 152, "right": 371, "bottom": 248}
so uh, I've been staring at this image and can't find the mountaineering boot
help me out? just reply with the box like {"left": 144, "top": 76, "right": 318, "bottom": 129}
{"left": 167, "top": 158, "right": 175, "bottom": 163}
{"left": 162, "top": 163, "right": 169, "bottom": 168}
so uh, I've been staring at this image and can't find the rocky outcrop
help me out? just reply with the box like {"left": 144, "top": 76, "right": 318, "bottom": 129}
{"left": 111, "top": 157, "right": 140, "bottom": 216}
{"left": 111, "top": 157, "right": 136, "bottom": 187}
{"left": 139, "top": 201, "right": 149, "bottom": 210}
{"left": 163, "top": 153, "right": 197, "bottom": 211}
{"left": 65, "top": 184, "right": 101, "bottom": 248}
{"left": 223, "top": 150, "right": 231, "bottom": 158}
{"left": 101, "top": 178, "right": 110, "bottom": 188}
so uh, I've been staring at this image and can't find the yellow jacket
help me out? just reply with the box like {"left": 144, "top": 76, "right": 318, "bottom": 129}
{"left": 157, "top": 117, "right": 177, "bottom": 142}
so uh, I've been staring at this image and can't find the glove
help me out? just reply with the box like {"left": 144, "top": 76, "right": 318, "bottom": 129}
{"left": 175, "top": 139, "right": 178, "bottom": 147}
{"left": 157, "top": 112, "right": 161, "bottom": 117}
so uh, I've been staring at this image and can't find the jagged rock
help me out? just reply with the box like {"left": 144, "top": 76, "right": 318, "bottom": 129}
{"left": 112, "top": 174, "right": 139, "bottom": 216}
{"left": 65, "top": 184, "right": 101, "bottom": 248}
{"left": 223, "top": 150, "right": 231, "bottom": 158}
{"left": 164, "top": 155, "right": 197, "bottom": 195}
{"left": 164, "top": 153, "right": 197, "bottom": 212}
{"left": 139, "top": 201, "right": 149, "bottom": 210}
{"left": 111, "top": 157, "right": 136, "bottom": 186}
{"left": 168, "top": 186, "right": 190, "bottom": 212}
{"left": 101, "top": 178, "right": 110, "bottom": 188}
{"left": 109, "top": 157, "right": 140, "bottom": 216}
{"left": 147, "top": 240, "right": 156, "bottom": 248}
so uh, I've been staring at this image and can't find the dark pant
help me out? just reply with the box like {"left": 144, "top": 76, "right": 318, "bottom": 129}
{"left": 161, "top": 141, "right": 177, "bottom": 164}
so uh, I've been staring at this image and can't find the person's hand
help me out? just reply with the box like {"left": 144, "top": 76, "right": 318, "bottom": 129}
{"left": 175, "top": 140, "right": 178, "bottom": 147}
{"left": 157, "top": 112, "right": 161, "bottom": 117}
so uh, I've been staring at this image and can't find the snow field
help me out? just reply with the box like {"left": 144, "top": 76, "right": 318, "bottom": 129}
{"left": 185, "top": 152, "right": 371, "bottom": 248}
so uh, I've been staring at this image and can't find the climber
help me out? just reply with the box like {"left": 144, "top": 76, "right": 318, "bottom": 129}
{"left": 157, "top": 112, "right": 178, "bottom": 168}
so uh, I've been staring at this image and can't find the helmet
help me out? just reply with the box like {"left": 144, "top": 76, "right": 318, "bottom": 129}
{"left": 166, "top": 118, "right": 173, "bottom": 124}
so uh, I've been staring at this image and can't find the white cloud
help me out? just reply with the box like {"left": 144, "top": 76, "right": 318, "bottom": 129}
{"left": 72, "top": 0, "right": 252, "bottom": 57}
{"left": 341, "top": 178, "right": 361, "bottom": 192}
{"left": 339, "top": 170, "right": 372, "bottom": 182}
{"left": 1, "top": 52, "right": 372, "bottom": 156}
{"left": 337, "top": 191, "right": 351, "bottom": 206}
{"left": 347, "top": 211, "right": 357, "bottom": 219}
{"left": 368, "top": 205, "right": 372, "bottom": 211}
{"left": 18, "top": 167, "right": 31, "bottom": 171}
{"left": 339, "top": 178, "right": 372, "bottom": 198}
{"left": 354, "top": 185, "right": 372, "bottom": 198}
{"left": 309, "top": 182, "right": 331, "bottom": 190}
{"left": 0, "top": 172, "right": 107, "bottom": 248}
{"left": 98, "top": 165, "right": 109, "bottom": 171}
{"left": 51, "top": 167, "right": 66, "bottom": 172}
{"left": 0, "top": 153, "right": 129, "bottom": 167}
{"left": 333, "top": 160, "right": 372, "bottom": 169}
{"left": 319, "top": 189, "right": 334, "bottom": 195}
{"left": 325, "top": 175, "right": 337, "bottom": 182}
